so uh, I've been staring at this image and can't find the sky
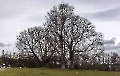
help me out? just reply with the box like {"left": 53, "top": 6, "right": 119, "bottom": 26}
{"left": 0, "top": 0, "right": 120, "bottom": 55}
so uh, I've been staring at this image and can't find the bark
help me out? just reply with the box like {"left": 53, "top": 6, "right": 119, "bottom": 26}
{"left": 70, "top": 51, "right": 74, "bottom": 69}
{"left": 60, "top": 38, "right": 65, "bottom": 70}
{"left": 31, "top": 49, "right": 43, "bottom": 66}
{"left": 69, "top": 44, "right": 74, "bottom": 69}
{"left": 69, "top": 24, "right": 74, "bottom": 69}
{"left": 61, "top": 62, "right": 65, "bottom": 70}
{"left": 60, "top": 17, "right": 66, "bottom": 70}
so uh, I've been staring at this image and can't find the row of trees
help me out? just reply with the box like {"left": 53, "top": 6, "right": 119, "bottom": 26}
{"left": 1, "top": 51, "right": 120, "bottom": 71}
{"left": 0, "top": 52, "right": 40, "bottom": 68}
{"left": 16, "top": 3, "right": 104, "bottom": 70}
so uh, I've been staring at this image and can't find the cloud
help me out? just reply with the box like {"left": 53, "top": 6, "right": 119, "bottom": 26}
{"left": 116, "top": 49, "right": 120, "bottom": 54}
{"left": 0, "top": 42, "right": 11, "bottom": 47}
{"left": 80, "top": 7, "right": 120, "bottom": 21}
{"left": 78, "top": 0, "right": 120, "bottom": 11}
{"left": 25, "top": 15, "right": 45, "bottom": 22}
{"left": 93, "top": 7, "right": 120, "bottom": 21}
{"left": 104, "top": 44, "right": 120, "bottom": 51}
{"left": 103, "top": 38, "right": 115, "bottom": 44}
{"left": 103, "top": 38, "right": 120, "bottom": 56}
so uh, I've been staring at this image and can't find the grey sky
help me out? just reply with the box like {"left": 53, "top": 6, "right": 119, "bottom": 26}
{"left": 0, "top": 42, "right": 11, "bottom": 47}
{"left": 80, "top": 7, "right": 120, "bottom": 21}
{"left": 0, "top": 0, "right": 120, "bottom": 55}
{"left": 103, "top": 38, "right": 115, "bottom": 44}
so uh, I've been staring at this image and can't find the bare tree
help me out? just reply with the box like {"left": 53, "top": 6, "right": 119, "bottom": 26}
{"left": 16, "top": 27, "right": 42, "bottom": 65}
{"left": 16, "top": 3, "right": 104, "bottom": 69}
{"left": 44, "top": 3, "right": 104, "bottom": 69}
{"left": 16, "top": 26, "right": 56, "bottom": 67}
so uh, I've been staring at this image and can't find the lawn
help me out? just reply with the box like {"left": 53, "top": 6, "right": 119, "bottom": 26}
{"left": 0, "top": 68, "right": 120, "bottom": 76}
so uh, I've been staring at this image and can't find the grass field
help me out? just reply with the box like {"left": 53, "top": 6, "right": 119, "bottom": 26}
{"left": 0, "top": 68, "right": 120, "bottom": 76}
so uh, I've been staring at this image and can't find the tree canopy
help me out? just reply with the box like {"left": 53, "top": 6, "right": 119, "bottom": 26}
{"left": 16, "top": 3, "right": 104, "bottom": 70}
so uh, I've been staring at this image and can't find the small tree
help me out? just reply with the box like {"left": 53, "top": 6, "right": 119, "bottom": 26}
{"left": 16, "top": 26, "right": 55, "bottom": 67}
{"left": 16, "top": 27, "right": 42, "bottom": 65}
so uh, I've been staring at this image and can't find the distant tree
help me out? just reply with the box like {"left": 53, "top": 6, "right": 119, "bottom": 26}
{"left": 110, "top": 52, "right": 119, "bottom": 64}
{"left": 110, "top": 52, "right": 120, "bottom": 71}
{"left": 44, "top": 3, "right": 104, "bottom": 69}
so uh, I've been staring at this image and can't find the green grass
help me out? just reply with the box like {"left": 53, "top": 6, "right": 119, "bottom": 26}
{"left": 0, "top": 68, "right": 120, "bottom": 76}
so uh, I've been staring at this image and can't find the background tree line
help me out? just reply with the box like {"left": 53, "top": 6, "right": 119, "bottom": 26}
{"left": 0, "top": 50, "right": 120, "bottom": 71}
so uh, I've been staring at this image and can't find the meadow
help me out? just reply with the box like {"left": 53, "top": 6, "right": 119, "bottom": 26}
{"left": 0, "top": 68, "right": 120, "bottom": 76}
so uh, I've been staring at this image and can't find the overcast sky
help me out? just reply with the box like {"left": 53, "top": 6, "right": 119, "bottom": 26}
{"left": 0, "top": 0, "right": 120, "bottom": 55}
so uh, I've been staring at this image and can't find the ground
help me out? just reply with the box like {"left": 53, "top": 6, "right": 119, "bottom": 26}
{"left": 0, "top": 68, "right": 120, "bottom": 76}
{"left": 0, "top": 68, "right": 5, "bottom": 71}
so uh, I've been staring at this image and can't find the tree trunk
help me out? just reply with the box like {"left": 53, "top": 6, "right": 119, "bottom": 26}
{"left": 70, "top": 63, "right": 74, "bottom": 69}
{"left": 61, "top": 62, "right": 65, "bottom": 70}
{"left": 60, "top": 17, "right": 66, "bottom": 70}
{"left": 69, "top": 42, "right": 74, "bottom": 69}
{"left": 31, "top": 49, "right": 43, "bottom": 67}
{"left": 70, "top": 50, "right": 74, "bottom": 69}
{"left": 61, "top": 45, "right": 65, "bottom": 70}
{"left": 69, "top": 22, "right": 74, "bottom": 69}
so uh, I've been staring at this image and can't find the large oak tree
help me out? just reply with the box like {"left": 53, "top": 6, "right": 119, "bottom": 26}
{"left": 16, "top": 3, "right": 104, "bottom": 69}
